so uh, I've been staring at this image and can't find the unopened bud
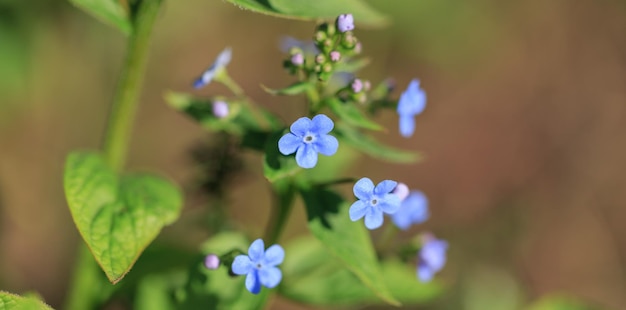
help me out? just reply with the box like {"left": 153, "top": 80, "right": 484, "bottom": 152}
{"left": 337, "top": 14, "right": 355, "bottom": 33}
{"left": 291, "top": 53, "right": 304, "bottom": 66}
{"left": 204, "top": 254, "right": 220, "bottom": 270}
{"left": 329, "top": 51, "right": 341, "bottom": 62}
{"left": 212, "top": 101, "right": 229, "bottom": 119}
{"left": 315, "top": 54, "right": 326, "bottom": 64}
{"left": 351, "top": 79, "right": 363, "bottom": 93}
{"left": 392, "top": 183, "right": 410, "bottom": 201}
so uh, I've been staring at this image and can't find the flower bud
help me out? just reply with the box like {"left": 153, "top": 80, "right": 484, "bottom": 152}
{"left": 351, "top": 79, "right": 363, "bottom": 93}
{"left": 329, "top": 51, "right": 341, "bottom": 62}
{"left": 392, "top": 182, "right": 410, "bottom": 201}
{"left": 212, "top": 101, "right": 229, "bottom": 119}
{"left": 337, "top": 14, "right": 355, "bottom": 33}
{"left": 291, "top": 53, "right": 304, "bottom": 66}
{"left": 315, "top": 54, "right": 326, "bottom": 64}
{"left": 204, "top": 254, "right": 221, "bottom": 270}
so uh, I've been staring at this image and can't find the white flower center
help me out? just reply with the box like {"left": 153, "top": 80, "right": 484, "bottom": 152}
{"left": 303, "top": 134, "right": 315, "bottom": 143}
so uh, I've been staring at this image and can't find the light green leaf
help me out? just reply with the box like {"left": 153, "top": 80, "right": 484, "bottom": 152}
{"left": 261, "top": 82, "right": 311, "bottom": 96}
{"left": 281, "top": 237, "right": 442, "bottom": 306}
{"left": 223, "top": 0, "right": 301, "bottom": 20}
{"left": 69, "top": 0, "right": 131, "bottom": 35}
{"left": 263, "top": 131, "right": 301, "bottom": 183}
{"left": 0, "top": 291, "right": 53, "bottom": 310}
{"left": 268, "top": 0, "right": 388, "bottom": 28}
{"left": 333, "top": 57, "right": 371, "bottom": 73}
{"left": 134, "top": 274, "right": 177, "bottom": 310}
{"left": 335, "top": 122, "right": 422, "bottom": 163}
{"left": 64, "top": 152, "right": 183, "bottom": 283}
{"left": 327, "top": 98, "right": 384, "bottom": 131}
{"left": 299, "top": 187, "right": 400, "bottom": 306}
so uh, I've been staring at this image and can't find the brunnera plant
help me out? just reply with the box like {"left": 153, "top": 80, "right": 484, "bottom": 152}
{"left": 3, "top": 1, "right": 449, "bottom": 309}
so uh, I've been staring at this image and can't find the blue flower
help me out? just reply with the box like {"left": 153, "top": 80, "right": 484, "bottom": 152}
{"left": 232, "top": 239, "right": 285, "bottom": 294}
{"left": 390, "top": 190, "right": 429, "bottom": 230}
{"left": 337, "top": 14, "right": 355, "bottom": 33}
{"left": 278, "top": 114, "right": 339, "bottom": 169}
{"left": 417, "top": 234, "right": 448, "bottom": 282}
{"left": 397, "top": 79, "right": 426, "bottom": 138}
{"left": 193, "top": 47, "right": 232, "bottom": 89}
{"left": 349, "top": 178, "right": 401, "bottom": 230}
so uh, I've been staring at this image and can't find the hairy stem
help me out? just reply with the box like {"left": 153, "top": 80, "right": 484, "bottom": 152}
{"left": 264, "top": 181, "right": 296, "bottom": 244}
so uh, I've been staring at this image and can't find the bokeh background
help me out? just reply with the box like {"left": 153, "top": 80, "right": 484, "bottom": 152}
{"left": 1, "top": 0, "right": 626, "bottom": 309}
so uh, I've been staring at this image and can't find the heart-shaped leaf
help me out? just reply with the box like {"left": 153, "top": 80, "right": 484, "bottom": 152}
{"left": 64, "top": 152, "right": 182, "bottom": 284}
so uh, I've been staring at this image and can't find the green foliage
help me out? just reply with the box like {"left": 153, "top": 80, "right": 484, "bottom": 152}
{"left": 69, "top": 0, "right": 132, "bottom": 35}
{"left": 334, "top": 122, "right": 422, "bottom": 163}
{"left": 0, "top": 291, "right": 53, "bottom": 310}
{"left": 298, "top": 186, "right": 400, "bottom": 306}
{"left": 281, "top": 237, "right": 442, "bottom": 306}
{"left": 261, "top": 82, "right": 312, "bottom": 96}
{"left": 64, "top": 152, "right": 183, "bottom": 283}
{"left": 224, "top": 0, "right": 388, "bottom": 27}
{"left": 263, "top": 131, "right": 302, "bottom": 183}
{"left": 326, "top": 98, "right": 384, "bottom": 131}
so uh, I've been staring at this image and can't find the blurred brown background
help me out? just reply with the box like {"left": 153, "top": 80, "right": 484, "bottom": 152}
{"left": 1, "top": 0, "right": 625, "bottom": 309}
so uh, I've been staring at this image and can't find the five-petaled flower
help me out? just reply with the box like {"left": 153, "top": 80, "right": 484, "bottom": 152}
{"left": 193, "top": 47, "right": 232, "bottom": 89}
{"left": 349, "top": 177, "right": 401, "bottom": 230}
{"left": 278, "top": 114, "right": 339, "bottom": 169}
{"left": 337, "top": 14, "right": 355, "bottom": 33}
{"left": 232, "top": 239, "right": 285, "bottom": 294}
{"left": 397, "top": 79, "right": 426, "bottom": 138}
{"left": 390, "top": 187, "right": 429, "bottom": 230}
{"left": 417, "top": 234, "right": 448, "bottom": 282}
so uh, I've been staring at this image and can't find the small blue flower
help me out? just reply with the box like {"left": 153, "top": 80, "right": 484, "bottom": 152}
{"left": 397, "top": 79, "right": 426, "bottom": 138}
{"left": 278, "top": 114, "right": 339, "bottom": 169}
{"left": 390, "top": 190, "right": 429, "bottom": 230}
{"left": 417, "top": 234, "right": 448, "bottom": 282}
{"left": 349, "top": 178, "right": 401, "bottom": 230}
{"left": 193, "top": 47, "right": 232, "bottom": 89}
{"left": 232, "top": 239, "right": 285, "bottom": 294}
{"left": 337, "top": 14, "right": 355, "bottom": 33}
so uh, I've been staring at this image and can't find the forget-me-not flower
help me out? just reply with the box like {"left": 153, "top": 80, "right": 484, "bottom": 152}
{"left": 390, "top": 190, "right": 429, "bottom": 230}
{"left": 232, "top": 239, "right": 285, "bottom": 294}
{"left": 417, "top": 234, "right": 448, "bottom": 282}
{"left": 193, "top": 47, "right": 232, "bottom": 89}
{"left": 278, "top": 114, "right": 339, "bottom": 169}
{"left": 397, "top": 79, "right": 426, "bottom": 137}
{"left": 337, "top": 14, "right": 355, "bottom": 33}
{"left": 349, "top": 178, "right": 401, "bottom": 230}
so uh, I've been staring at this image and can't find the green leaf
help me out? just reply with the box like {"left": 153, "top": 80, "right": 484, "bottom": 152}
{"left": 281, "top": 237, "right": 443, "bottom": 306}
{"left": 64, "top": 152, "right": 183, "bottom": 283}
{"left": 299, "top": 187, "right": 400, "bottom": 306}
{"left": 333, "top": 57, "right": 371, "bottom": 74}
{"left": 335, "top": 123, "right": 422, "bottom": 163}
{"left": 261, "top": 82, "right": 311, "bottom": 96}
{"left": 268, "top": 0, "right": 389, "bottom": 28}
{"left": 223, "top": 0, "right": 299, "bottom": 20}
{"left": 69, "top": 0, "right": 132, "bottom": 35}
{"left": 0, "top": 291, "right": 53, "bottom": 310}
{"left": 263, "top": 131, "right": 301, "bottom": 183}
{"left": 327, "top": 98, "right": 384, "bottom": 131}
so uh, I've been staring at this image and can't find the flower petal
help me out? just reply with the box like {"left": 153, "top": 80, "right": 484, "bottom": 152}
{"left": 231, "top": 255, "right": 252, "bottom": 275}
{"left": 245, "top": 270, "right": 262, "bottom": 294}
{"left": 310, "top": 114, "right": 334, "bottom": 134}
{"left": 278, "top": 133, "right": 302, "bottom": 155}
{"left": 263, "top": 245, "right": 285, "bottom": 266}
{"left": 248, "top": 239, "right": 265, "bottom": 262}
{"left": 417, "top": 263, "right": 434, "bottom": 282}
{"left": 406, "top": 191, "right": 429, "bottom": 224}
{"left": 391, "top": 211, "right": 413, "bottom": 230}
{"left": 290, "top": 117, "right": 312, "bottom": 136}
{"left": 379, "top": 194, "right": 401, "bottom": 214}
{"left": 399, "top": 114, "right": 415, "bottom": 138}
{"left": 313, "top": 134, "right": 338, "bottom": 156}
{"left": 215, "top": 47, "right": 232, "bottom": 68}
{"left": 421, "top": 239, "right": 448, "bottom": 271}
{"left": 374, "top": 180, "right": 398, "bottom": 196}
{"left": 364, "top": 207, "right": 384, "bottom": 230}
{"left": 259, "top": 267, "right": 282, "bottom": 288}
{"left": 353, "top": 177, "right": 374, "bottom": 200}
{"left": 295, "top": 143, "right": 318, "bottom": 168}
{"left": 349, "top": 200, "right": 369, "bottom": 221}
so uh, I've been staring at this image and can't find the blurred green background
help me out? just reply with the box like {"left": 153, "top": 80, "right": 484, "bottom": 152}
{"left": 1, "top": 0, "right": 626, "bottom": 309}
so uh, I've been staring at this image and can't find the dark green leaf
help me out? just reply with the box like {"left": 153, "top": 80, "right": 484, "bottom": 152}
{"left": 335, "top": 123, "right": 422, "bottom": 163}
{"left": 327, "top": 98, "right": 384, "bottom": 131}
{"left": 261, "top": 82, "right": 311, "bottom": 96}
{"left": 263, "top": 131, "right": 301, "bottom": 183}
{"left": 69, "top": 0, "right": 131, "bottom": 35}
{"left": 222, "top": 0, "right": 300, "bottom": 20}
{"left": 281, "top": 237, "right": 442, "bottom": 306}
{"left": 299, "top": 187, "right": 400, "bottom": 306}
{"left": 64, "top": 152, "right": 183, "bottom": 283}
{"left": 0, "top": 291, "right": 53, "bottom": 310}
{"left": 268, "top": 0, "right": 389, "bottom": 28}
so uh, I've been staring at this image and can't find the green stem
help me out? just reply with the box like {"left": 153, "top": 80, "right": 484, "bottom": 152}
{"left": 103, "top": 0, "right": 163, "bottom": 171}
{"left": 65, "top": 2, "right": 163, "bottom": 309}
{"left": 264, "top": 181, "right": 296, "bottom": 244}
